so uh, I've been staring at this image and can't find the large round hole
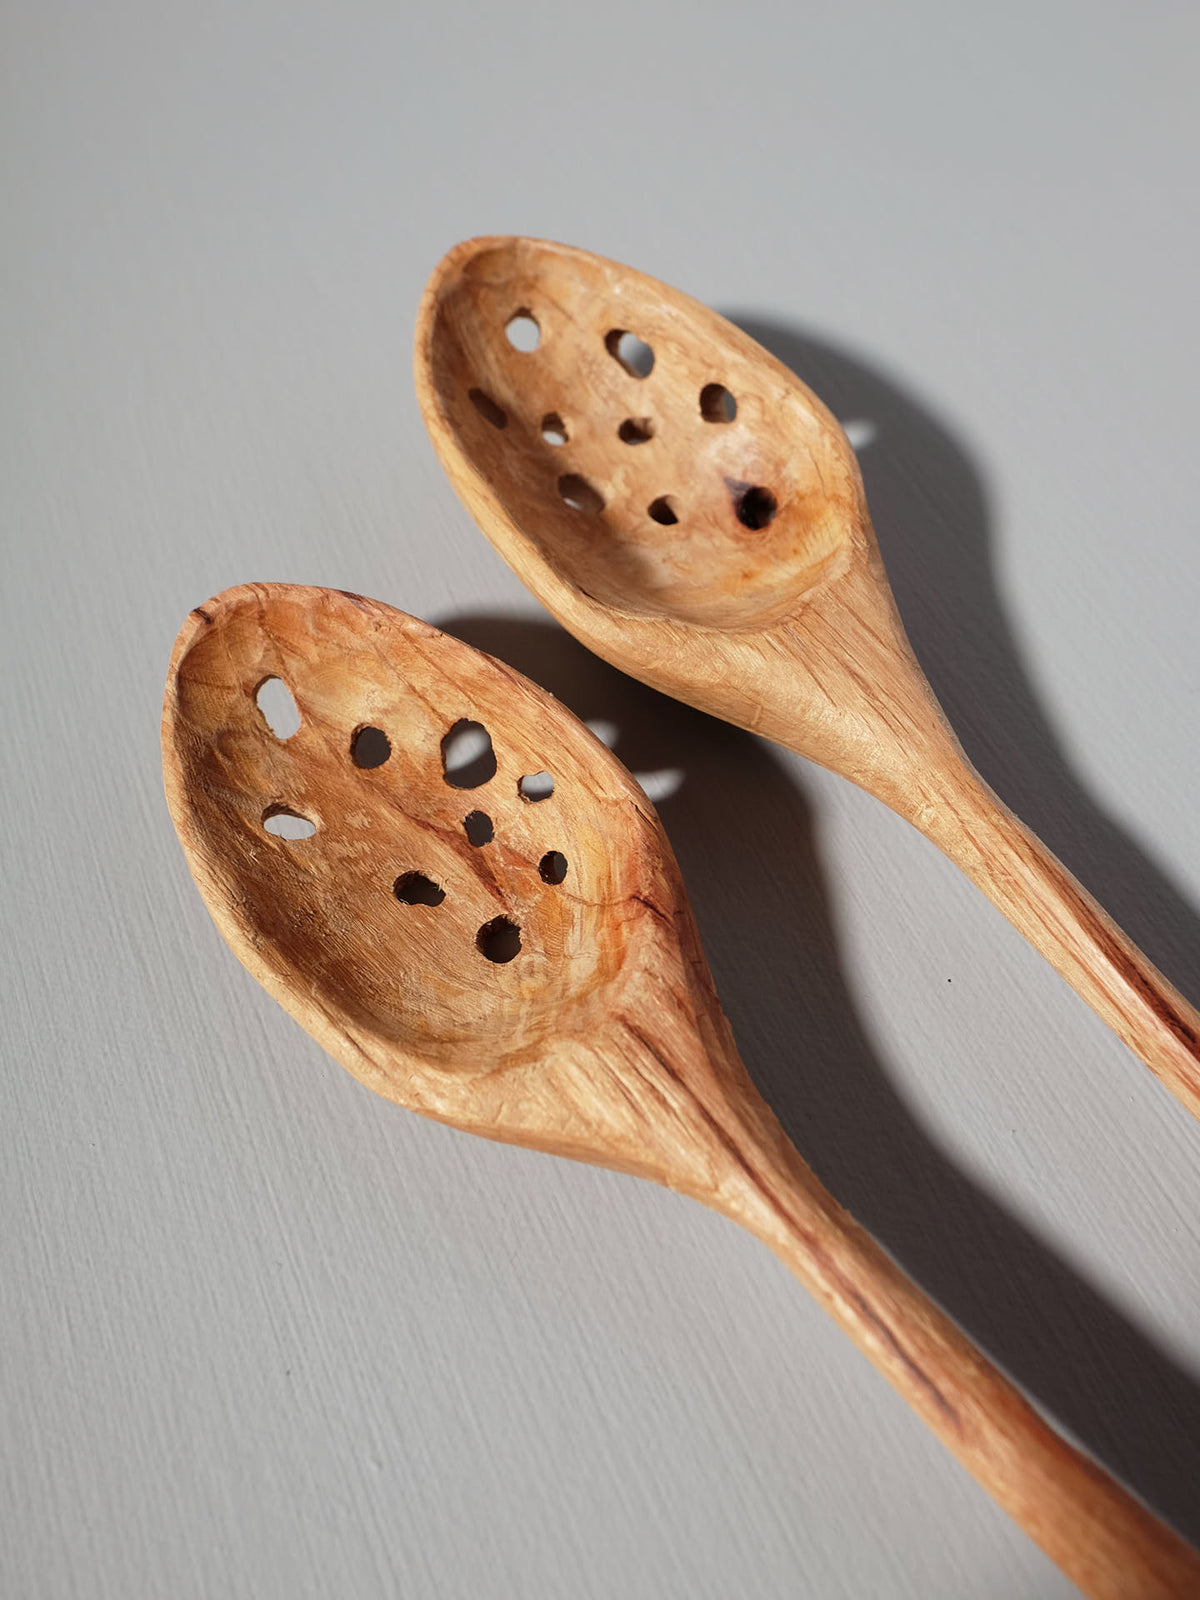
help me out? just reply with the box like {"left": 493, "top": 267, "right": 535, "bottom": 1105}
{"left": 557, "top": 474, "right": 604, "bottom": 514}
{"left": 468, "top": 388, "right": 507, "bottom": 428}
{"left": 605, "top": 329, "right": 654, "bottom": 378}
{"left": 518, "top": 771, "right": 554, "bottom": 802}
{"left": 539, "top": 850, "right": 568, "bottom": 885}
{"left": 463, "top": 810, "right": 494, "bottom": 846}
{"left": 647, "top": 496, "right": 679, "bottom": 526}
{"left": 255, "top": 677, "right": 300, "bottom": 740}
{"left": 736, "top": 486, "right": 778, "bottom": 530}
{"left": 505, "top": 311, "right": 540, "bottom": 352}
{"left": 442, "top": 720, "right": 497, "bottom": 788}
{"left": 700, "top": 384, "right": 737, "bottom": 423}
{"left": 477, "top": 915, "right": 521, "bottom": 963}
{"left": 262, "top": 805, "right": 316, "bottom": 840}
{"left": 618, "top": 417, "right": 654, "bottom": 445}
{"left": 394, "top": 872, "right": 445, "bottom": 906}
{"left": 541, "top": 412, "right": 568, "bottom": 445}
{"left": 351, "top": 726, "right": 391, "bottom": 768}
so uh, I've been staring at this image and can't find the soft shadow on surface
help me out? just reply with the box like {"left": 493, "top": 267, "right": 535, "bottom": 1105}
{"left": 438, "top": 609, "right": 1200, "bottom": 1542}
{"left": 729, "top": 315, "right": 1200, "bottom": 1010}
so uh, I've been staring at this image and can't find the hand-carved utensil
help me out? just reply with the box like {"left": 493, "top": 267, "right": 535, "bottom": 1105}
{"left": 163, "top": 583, "right": 1198, "bottom": 1598}
{"left": 415, "top": 236, "right": 1200, "bottom": 1121}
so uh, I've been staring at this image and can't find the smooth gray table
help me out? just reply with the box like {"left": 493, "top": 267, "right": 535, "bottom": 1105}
{"left": 4, "top": 3, "right": 1199, "bottom": 1595}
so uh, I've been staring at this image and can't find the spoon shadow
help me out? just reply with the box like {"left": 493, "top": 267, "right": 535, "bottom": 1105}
{"left": 440, "top": 609, "right": 1200, "bottom": 1544}
{"left": 730, "top": 314, "right": 1200, "bottom": 1013}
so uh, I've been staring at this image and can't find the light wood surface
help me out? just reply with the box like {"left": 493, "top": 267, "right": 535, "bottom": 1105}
{"left": 163, "top": 583, "right": 1200, "bottom": 1599}
{"left": 415, "top": 235, "right": 1200, "bottom": 1124}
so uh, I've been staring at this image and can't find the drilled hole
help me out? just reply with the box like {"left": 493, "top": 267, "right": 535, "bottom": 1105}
{"left": 539, "top": 850, "right": 568, "bottom": 885}
{"left": 255, "top": 677, "right": 300, "bottom": 740}
{"left": 541, "top": 412, "right": 568, "bottom": 445}
{"left": 700, "top": 384, "right": 737, "bottom": 423}
{"left": 519, "top": 771, "right": 554, "bottom": 802}
{"left": 557, "top": 474, "right": 604, "bottom": 514}
{"left": 505, "top": 311, "right": 540, "bottom": 352}
{"left": 477, "top": 915, "right": 521, "bottom": 963}
{"left": 351, "top": 726, "right": 391, "bottom": 768}
{"left": 262, "top": 805, "right": 316, "bottom": 840}
{"left": 618, "top": 417, "right": 654, "bottom": 445}
{"left": 442, "top": 720, "right": 497, "bottom": 788}
{"left": 648, "top": 496, "right": 679, "bottom": 526}
{"left": 394, "top": 872, "right": 445, "bottom": 906}
{"left": 464, "top": 810, "right": 494, "bottom": 846}
{"left": 468, "top": 387, "right": 507, "bottom": 428}
{"left": 605, "top": 329, "right": 654, "bottom": 378}
{"left": 735, "top": 485, "right": 777, "bottom": 530}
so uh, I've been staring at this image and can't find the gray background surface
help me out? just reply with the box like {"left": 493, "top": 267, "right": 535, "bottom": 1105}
{"left": 4, "top": 2, "right": 1199, "bottom": 1595}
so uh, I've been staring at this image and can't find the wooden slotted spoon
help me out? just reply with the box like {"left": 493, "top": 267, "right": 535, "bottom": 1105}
{"left": 163, "top": 582, "right": 1199, "bottom": 1597}
{"left": 414, "top": 236, "right": 1200, "bottom": 1120}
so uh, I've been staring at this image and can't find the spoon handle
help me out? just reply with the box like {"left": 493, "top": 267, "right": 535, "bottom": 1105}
{"left": 903, "top": 759, "right": 1200, "bottom": 1122}
{"left": 719, "top": 1118, "right": 1200, "bottom": 1597}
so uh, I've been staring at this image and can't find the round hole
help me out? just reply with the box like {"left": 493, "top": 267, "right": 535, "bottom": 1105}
{"left": 605, "top": 329, "right": 654, "bottom": 378}
{"left": 262, "top": 805, "right": 316, "bottom": 840}
{"left": 541, "top": 412, "right": 568, "bottom": 446}
{"left": 442, "top": 720, "right": 497, "bottom": 788}
{"left": 468, "top": 387, "right": 507, "bottom": 428}
{"left": 647, "top": 496, "right": 678, "bottom": 526}
{"left": 505, "top": 311, "right": 540, "bottom": 352}
{"left": 351, "top": 725, "right": 391, "bottom": 769}
{"left": 464, "top": 810, "right": 494, "bottom": 846}
{"left": 700, "top": 384, "right": 737, "bottom": 423}
{"left": 518, "top": 771, "right": 554, "bottom": 802}
{"left": 735, "top": 486, "right": 777, "bottom": 530}
{"left": 477, "top": 915, "right": 521, "bottom": 963}
{"left": 557, "top": 474, "right": 604, "bottom": 514}
{"left": 539, "top": 850, "right": 568, "bottom": 885}
{"left": 618, "top": 417, "right": 654, "bottom": 445}
{"left": 394, "top": 872, "right": 445, "bottom": 906}
{"left": 255, "top": 677, "right": 300, "bottom": 740}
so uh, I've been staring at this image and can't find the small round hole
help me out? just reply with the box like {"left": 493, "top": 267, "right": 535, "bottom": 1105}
{"left": 618, "top": 417, "right": 654, "bottom": 445}
{"left": 735, "top": 486, "right": 777, "bottom": 530}
{"left": 605, "top": 329, "right": 654, "bottom": 378}
{"left": 255, "top": 677, "right": 300, "bottom": 740}
{"left": 518, "top": 771, "right": 554, "bottom": 802}
{"left": 262, "top": 805, "right": 316, "bottom": 840}
{"left": 647, "top": 496, "right": 679, "bottom": 526}
{"left": 442, "top": 720, "right": 497, "bottom": 788}
{"left": 468, "top": 388, "right": 507, "bottom": 428}
{"left": 477, "top": 915, "right": 522, "bottom": 963}
{"left": 541, "top": 412, "right": 568, "bottom": 446}
{"left": 505, "top": 311, "right": 540, "bottom": 352}
{"left": 464, "top": 810, "right": 494, "bottom": 846}
{"left": 394, "top": 872, "right": 445, "bottom": 906}
{"left": 700, "top": 384, "right": 737, "bottom": 423}
{"left": 539, "top": 850, "right": 568, "bottom": 885}
{"left": 351, "top": 726, "right": 391, "bottom": 768}
{"left": 557, "top": 474, "right": 604, "bottom": 514}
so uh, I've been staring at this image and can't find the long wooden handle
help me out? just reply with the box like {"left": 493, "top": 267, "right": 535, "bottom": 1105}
{"left": 718, "top": 1122, "right": 1200, "bottom": 1598}
{"left": 906, "top": 758, "right": 1200, "bottom": 1122}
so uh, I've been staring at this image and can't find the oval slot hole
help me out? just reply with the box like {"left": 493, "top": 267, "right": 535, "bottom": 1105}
{"left": 700, "top": 384, "right": 737, "bottom": 423}
{"left": 648, "top": 496, "right": 678, "bottom": 526}
{"left": 263, "top": 805, "right": 316, "bottom": 840}
{"left": 394, "top": 872, "right": 445, "bottom": 906}
{"left": 618, "top": 417, "right": 653, "bottom": 445}
{"left": 351, "top": 726, "right": 391, "bottom": 768}
{"left": 541, "top": 412, "right": 568, "bottom": 445}
{"left": 477, "top": 916, "right": 521, "bottom": 963}
{"left": 464, "top": 810, "right": 494, "bottom": 846}
{"left": 468, "top": 388, "right": 508, "bottom": 429}
{"left": 505, "top": 311, "right": 540, "bottom": 352}
{"left": 442, "top": 720, "right": 497, "bottom": 789}
{"left": 255, "top": 677, "right": 300, "bottom": 740}
{"left": 605, "top": 329, "right": 654, "bottom": 378}
{"left": 539, "top": 850, "right": 568, "bottom": 885}
{"left": 557, "top": 474, "right": 604, "bottom": 514}
{"left": 519, "top": 771, "right": 554, "bottom": 802}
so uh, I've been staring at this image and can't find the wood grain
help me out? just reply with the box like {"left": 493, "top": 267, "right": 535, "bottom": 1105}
{"left": 164, "top": 583, "right": 1200, "bottom": 1599}
{"left": 415, "top": 235, "right": 1200, "bottom": 1126}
